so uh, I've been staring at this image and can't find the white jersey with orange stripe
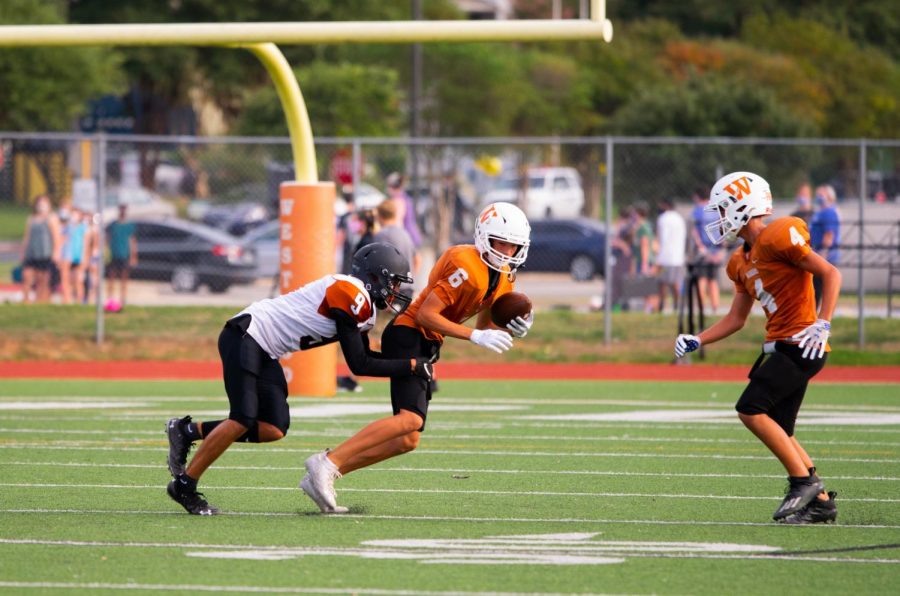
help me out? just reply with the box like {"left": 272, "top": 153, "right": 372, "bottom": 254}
{"left": 235, "top": 274, "right": 375, "bottom": 360}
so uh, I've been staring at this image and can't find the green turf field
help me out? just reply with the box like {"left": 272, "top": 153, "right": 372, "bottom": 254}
{"left": 0, "top": 378, "right": 898, "bottom": 595}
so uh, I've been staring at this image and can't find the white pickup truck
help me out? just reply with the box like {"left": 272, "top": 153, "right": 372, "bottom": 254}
{"left": 481, "top": 166, "right": 585, "bottom": 219}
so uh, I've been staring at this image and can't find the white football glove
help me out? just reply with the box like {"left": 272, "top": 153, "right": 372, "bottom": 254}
{"left": 674, "top": 334, "right": 701, "bottom": 358}
{"left": 791, "top": 319, "right": 830, "bottom": 360}
{"left": 506, "top": 312, "right": 534, "bottom": 339}
{"left": 470, "top": 328, "right": 514, "bottom": 354}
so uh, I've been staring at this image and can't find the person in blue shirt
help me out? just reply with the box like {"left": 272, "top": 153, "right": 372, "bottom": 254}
{"left": 809, "top": 185, "right": 841, "bottom": 308}
{"left": 106, "top": 204, "right": 138, "bottom": 310}
{"left": 689, "top": 187, "right": 724, "bottom": 313}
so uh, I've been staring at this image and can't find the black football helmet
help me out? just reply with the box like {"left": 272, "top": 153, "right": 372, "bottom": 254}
{"left": 350, "top": 242, "right": 413, "bottom": 312}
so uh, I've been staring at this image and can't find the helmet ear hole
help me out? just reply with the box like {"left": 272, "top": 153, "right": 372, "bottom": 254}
{"left": 350, "top": 242, "right": 413, "bottom": 311}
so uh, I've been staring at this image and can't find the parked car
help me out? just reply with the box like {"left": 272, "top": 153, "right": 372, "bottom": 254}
{"left": 123, "top": 218, "right": 257, "bottom": 293}
{"left": 201, "top": 201, "right": 273, "bottom": 237}
{"left": 240, "top": 219, "right": 280, "bottom": 279}
{"left": 348, "top": 182, "right": 388, "bottom": 211}
{"left": 481, "top": 166, "right": 585, "bottom": 219}
{"left": 521, "top": 218, "right": 606, "bottom": 281}
{"left": 75, "top": 186, "right": 177, "bottom": 222}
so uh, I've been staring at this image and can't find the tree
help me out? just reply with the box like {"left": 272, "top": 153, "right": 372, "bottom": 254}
{"left": 609, "top": 75, "right": 819, "bottom": 204}
{"left": 0, "top": 0, "right": 122, "bottom": 131}
{"left": 235, "top": 62, "right": 403, "bottom": 138}
{"left": 742, "top": 14, "right": 900, "bottom": 139}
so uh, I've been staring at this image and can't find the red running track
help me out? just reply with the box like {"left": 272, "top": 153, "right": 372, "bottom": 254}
{"left": 0, "top": 360, "right": 898, "bottom": 383}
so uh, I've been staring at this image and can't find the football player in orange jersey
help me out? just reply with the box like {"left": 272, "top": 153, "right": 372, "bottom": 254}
{"left": 674, "top": 171, "right": 842, "bottom": 524}
{"left": 301, "top": 202, "right": 532, "bottom": 513}
{"left": 165, "top": 243, "right": 435, "bottom": 515}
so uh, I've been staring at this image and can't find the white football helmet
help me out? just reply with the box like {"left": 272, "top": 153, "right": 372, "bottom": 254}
{"left": 474, "top": 202, "right": 531, "bottom": 273}
{"left": 705, "top": 171, "right": 773, "bottom": 245}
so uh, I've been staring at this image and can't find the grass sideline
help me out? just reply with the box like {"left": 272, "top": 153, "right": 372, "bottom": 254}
{"left": 0, "top": 303, "right": 898, "bottom": 365}
{"left": 0, "top": 378, "right": 897, "bottom": 595}
{"left": 0, "top": 203, "right": 29, "bottom": 242}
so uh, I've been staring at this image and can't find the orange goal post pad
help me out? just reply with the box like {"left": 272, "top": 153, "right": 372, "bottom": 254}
{"left": 278, "top": 182, "right": 337, "bottom": 397}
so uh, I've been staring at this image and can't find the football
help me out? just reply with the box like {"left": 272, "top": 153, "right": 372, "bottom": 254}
{"left": 491, "top": 292, "right": 533, "bottom": 328}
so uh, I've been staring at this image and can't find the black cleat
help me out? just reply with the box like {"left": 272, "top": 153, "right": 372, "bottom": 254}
{"left": 167, "top": 479, "right": 220, "bottom": 515}
{"left": 166, "top": 416, "right": 194, "bottom": 478}
{"left": 336, "top": 376, "right": 362, "bottom": 393}
{"left": 773, "top": 475, "right": 824, "bottom": 520}
{"left": 780, "top": 491, "right": 838, "bottom": 525}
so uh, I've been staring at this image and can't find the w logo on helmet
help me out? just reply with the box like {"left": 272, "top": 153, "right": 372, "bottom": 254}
{"left": 479, "top": 204, "right": 499, "bottom": 223}
{"left": 724, "top": 176, "right": 753, "bottom": 200}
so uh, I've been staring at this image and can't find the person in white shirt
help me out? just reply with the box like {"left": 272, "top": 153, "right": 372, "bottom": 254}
{"left": 656, "top": 198, "right": 687, "bottom": 313}
{"left": 164, "top": 243, "right": 434, "bottom": 515}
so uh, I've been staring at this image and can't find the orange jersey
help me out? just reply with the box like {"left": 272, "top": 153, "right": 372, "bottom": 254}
{"left": 395, "top": 244, "right": 514, "bottom": 343}
{"left": 725, "top": 217, "right": 825, "bottom": 348}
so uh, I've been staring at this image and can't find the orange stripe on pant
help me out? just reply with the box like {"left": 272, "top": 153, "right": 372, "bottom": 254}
{"left": 278, "top": 182, "right": 337, "bottom": 397}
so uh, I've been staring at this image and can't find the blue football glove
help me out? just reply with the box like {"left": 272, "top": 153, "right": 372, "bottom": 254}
{"left": 675, "top": 334, "right": 701, "bottom": 358}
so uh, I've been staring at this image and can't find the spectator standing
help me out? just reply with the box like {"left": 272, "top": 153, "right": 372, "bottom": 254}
{"left": 810, "top": 185, "right": 841, "bottom": 308}
{"left": 20, "top": 195, "right": 62, "bottom": 304}
{"left": 631, "top": 202, "right": 657, "bottom": 312}
{"left": 335, "top": 185, "right": 358, "bottom": 274}
{"left": 689, "top": 187, "right": 724, "bottom": 313}
{"left": 373, "top": 199, "right": 419, "bottom": 303}
{"left": 60, "top": 207, "right": 89, "bottom": 304}
{"left": 791, "top": 183, "right": 814, "bottom": 225}
{"left": 353, "top": 209, "right": 379, "bottom": 255}
{"left": 106, "top": 204, "right": 138, "bottom": 310}
{"left": 386, "top": 172, "right": 423, "bottom": 250}
{"left": 655, "top": 198, "right": 687, "bottom": 313}
{"left": 609, "top": 206, "right": 634, "bottom": 310}
{"left": 83, "top": 212, "right": 103, "bottom": 304}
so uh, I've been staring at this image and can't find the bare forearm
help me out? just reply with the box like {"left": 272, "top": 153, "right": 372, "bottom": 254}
{"left": 817, "top": 267, "right": 842, "bottom": 321}
{"left": 698, "top": 313, "right": 744, "bottom": 346}
{"left": 416, "top": 309, "right": 472, "bottom": 341}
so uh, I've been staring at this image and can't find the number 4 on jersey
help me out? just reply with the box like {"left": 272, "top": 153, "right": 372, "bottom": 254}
{"left": 789, "top": 225, "right": 806, "bottom": 246}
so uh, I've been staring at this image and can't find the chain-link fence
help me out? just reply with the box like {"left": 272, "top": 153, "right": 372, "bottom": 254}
{"left": 2, "top": 132, "right": 898, "bottom": 345}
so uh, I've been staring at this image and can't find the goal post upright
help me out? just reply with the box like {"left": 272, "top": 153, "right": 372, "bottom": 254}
{"left": 0, "top": 1, "right": 612, "bottom": 396}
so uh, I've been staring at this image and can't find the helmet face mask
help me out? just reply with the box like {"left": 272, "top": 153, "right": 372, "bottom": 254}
{"left": 350, "top": 243, "right": 413, "bottom": 312}
{"left": 705, "top": 171, "right": 773, "bottom": 245}
{"left": 475, "top": 202, "right": 531, "bottom": 273}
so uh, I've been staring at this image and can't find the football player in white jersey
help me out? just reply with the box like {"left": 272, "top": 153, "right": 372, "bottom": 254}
{"left": 165, "top": 243, "right": 435, "bottom": 515}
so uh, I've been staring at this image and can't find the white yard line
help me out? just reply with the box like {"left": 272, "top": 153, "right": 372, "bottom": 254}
{"left": 0, "top": 539, "right": 897, "bottom": 567}
{"left": 3, "top": 443, "right": 897, "bottom": 463}
{"left": 3, "top": 414, "right": 898, "bottom": 435}
{"left": 3, "top": 482, "right": 899, "bottom": 504}
{"left": 2, "top": 508, "right": 900, "bottom": 529}
{"left": 4, "top": 461, "right": 899, "bottom": 482}
{"left": 3, "top": 427, "right": 899, "bottom": 448}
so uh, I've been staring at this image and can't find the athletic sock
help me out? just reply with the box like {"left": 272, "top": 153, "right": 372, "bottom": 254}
{"left": 198, "top": 420, "right": 225, "bottom": 439}
{"left": 183, "top": 421, "right": 202, "bottom": 442}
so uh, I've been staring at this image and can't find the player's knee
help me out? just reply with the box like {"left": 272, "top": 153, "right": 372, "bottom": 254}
{"left": 736, "top": 411, "right": 757, "bottom": 425}
{"left": 255, "top": 423, "right": 285, "bottom": 443}
{"left": 398, "top": 432, "right": 420, "bottom": 453}
{"left": 396, "top": 409, "right": 424, "bottom": 434}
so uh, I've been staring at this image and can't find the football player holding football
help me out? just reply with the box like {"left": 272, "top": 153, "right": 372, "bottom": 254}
{"left": 674, "top": 171, "right": 842, "bottom": 524}
{"left": 165, "top": 243, "right": 434, "bottom": 515}
{"left": 301, "top": 202, "right": 533, "bottom": 513}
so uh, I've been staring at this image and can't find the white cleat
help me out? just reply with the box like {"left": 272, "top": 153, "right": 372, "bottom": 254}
{"left": 301, "top": 452, "right": 348, "bottom": 514}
